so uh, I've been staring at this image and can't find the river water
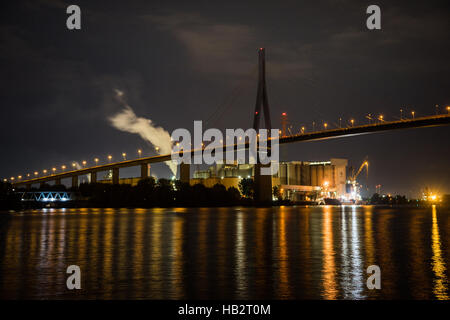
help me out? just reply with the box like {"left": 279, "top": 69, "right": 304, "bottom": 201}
{"left": 0, "top": 205, "right": 448, "bottom": 299}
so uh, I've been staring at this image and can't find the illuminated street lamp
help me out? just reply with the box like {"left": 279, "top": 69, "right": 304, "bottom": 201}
{"left": 10, "top": 177, "right": 15, "bottom": 181}
{"left": 378, "top": 114, "right": 384, "bottom": 122}
{"left": 138, "top": 149, "right": 142, "bottom": 158}
{"left": 61, "top": 165, "right": 66, "bottom": 171}
{"left": 411, "top": 111, "right": 415, "bottom": 119}
{"left": 339, "top": 117, "right": 342, "bottom": 128}
{"left": 72, "top": 163, "right": 76, "bottom": 169}
{"left": 18, "top": 175, "right": 22, "bottom": 180}
{"left": 27, "top": 173, "right": 30, "bottom": 178}
{"left": 43, "top": 169, "right": 47, "bottom": 175}
{"left": 94, "top": 158, "right": 99, "bottom": 166}
{"left": 52, "top": 168, "right": 56, "bottom": 174}
{"left": 155, "top": 147, "right": 160, "bottom": 153}
{"left": 400, "top": 108, "right": 403, "bottom": 120}
{"left": 447, "top": 106, "right": 450, "bottom": 115}
{"left": 82, "top": 161, "right": 87, "bottom": 167}
{"left": 122, "top": 153, "right": 127, "bottom": 161}
{"left": 324, "top": 122, "right": 328, "bottom": 129}
{"left": 350, "top": 119, "right": 355, "bottom": 127}
{"left": 34, "top": 171, "right": 39, "bottom": 177}
{"left": 108, "top": 155, "right": 112, "bottom": 163}
{"left": 301, "top": 126, "right": 305, "bottom": 134}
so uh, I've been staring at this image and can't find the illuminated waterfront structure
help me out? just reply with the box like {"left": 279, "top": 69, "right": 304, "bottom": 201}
{"left": 191, "top": 158, "right": 348, "bottom": 201}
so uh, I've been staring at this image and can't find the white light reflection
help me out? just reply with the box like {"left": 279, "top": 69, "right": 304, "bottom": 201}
{"left": 234, "top": 210, "right": 247, "bottom": 298}
{"left": 349, "top": 205, "right": 365, "bottom": 299}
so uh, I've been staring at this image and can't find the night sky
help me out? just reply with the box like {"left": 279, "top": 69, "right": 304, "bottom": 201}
{"left": 1, "top": 0, "right": 449, "bottom": 197}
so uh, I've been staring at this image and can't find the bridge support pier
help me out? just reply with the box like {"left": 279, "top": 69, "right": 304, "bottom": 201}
{"left": 55, "top": 178, "right": 61, "bottom": 185}
{"left": 140, "top": 163, "right": 149, "bottom": 180}
{"left": 112, "top": 168, "right": 119, "bottom": 184}
{"left": 254, "top": 163, "right": 272, "bottom": 204}
{"left": 180, "top": 163, "right": 190, "bottom": 184}
{"left": 72, "top": 176, "right": 78, "bottom": 188}
{"left": 91, "top": 172, "right": 97, "bottom": 184}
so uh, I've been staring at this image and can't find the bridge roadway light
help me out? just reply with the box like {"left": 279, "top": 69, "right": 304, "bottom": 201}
{"left": 82, "top": 161, "right": 87, "bottom": 167}
{"left": 324, "top": 122, "right": 328, "bottom": 129}
{"left": 10, "top": 177, "right": 14, "bottom": 181}
{"left": 72, "top": 163, "right": 76, "bottom": 169}
{"left": 52, "top": 168, "right": 56, "bottom": 174}
{"left": 18, "top": 175, "right": 22, "bottom": 180}
{"left": 301, "top": 126, "right": 305, "bottom": 134}
{"left": 447, "top": 106, "right": 450, "bottom": 114}
{"left": 34, "top": 171, "right": 39, "bottom": 176}
{"left": 43, "top": 169, "right": 47, "bottom": 175}
{"left": 94, "top": 158, "right": 99, "bottom": 165}
{"left": 350, "top": 119, "right": 355, "bottom": 127}
{"left": 61, "top": 165, "right": 66, "bottom": 171}
{"left": 138, "top": 149, "right": 142, "bottom": 158}
{"left": 378, "top": 115, "right": 384, "bottom": 122}
{"left": 108, "top": 155, "right": 112, "bottom": 162}
{"left": 400, "top": 109, "right": 403, "bottom": 120}
{"left": 122, "top": 153, "right": 127, "bottom": 160}
{"left": 411, "top": 111, "right": 415, "bottom": 119}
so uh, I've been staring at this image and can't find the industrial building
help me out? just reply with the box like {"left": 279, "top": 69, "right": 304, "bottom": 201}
{"left": 191, "top": 159, "right": 348, "bottom": 201}
{"left": 93, "top": 158, "right": 350, "bottom": 202}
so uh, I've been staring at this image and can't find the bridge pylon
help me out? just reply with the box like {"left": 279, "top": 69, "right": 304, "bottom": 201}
{"left": 253, "top": 48, "right": 272, "bottom": 204}
{"left": 253, "top": 48, "right": 272, "bottom": 131}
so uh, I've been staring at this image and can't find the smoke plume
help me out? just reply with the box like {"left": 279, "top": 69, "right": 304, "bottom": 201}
{"left": 109, "top": 89, "right": 177, "bottom": 176}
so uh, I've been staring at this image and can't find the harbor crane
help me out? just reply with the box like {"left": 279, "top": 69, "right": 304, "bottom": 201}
{"left": 347, "top": 158, "right": 369, "bottom": 201}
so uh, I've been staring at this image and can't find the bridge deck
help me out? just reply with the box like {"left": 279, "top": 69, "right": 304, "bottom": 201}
{"left": 11, "top": 114, "right": 450, "bottom": 187}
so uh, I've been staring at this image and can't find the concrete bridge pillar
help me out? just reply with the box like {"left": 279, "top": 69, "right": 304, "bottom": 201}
{"left": 72, "top": 176, "right": 78, "bottom": 188}
{"left": 180, "top": 163, "right": 190, "bottom": 184}
{"left": 140, "top": 163, "right": 149, "bottom": 179}
{"left": 91, "top": 172, "right": 97, "bottom": 184}
{"left": 254, "top": 163, "right": 272, "bottom": 203}
{"left": 112, "top": 168, "right": 119, "bottom": 184}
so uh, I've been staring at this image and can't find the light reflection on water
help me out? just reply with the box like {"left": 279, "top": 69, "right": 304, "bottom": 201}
{"left": 0, "top": 205, "right": 448, "bottom": 299}
{"left": 431, "top": 205, "right": 449, "bottom": 300}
